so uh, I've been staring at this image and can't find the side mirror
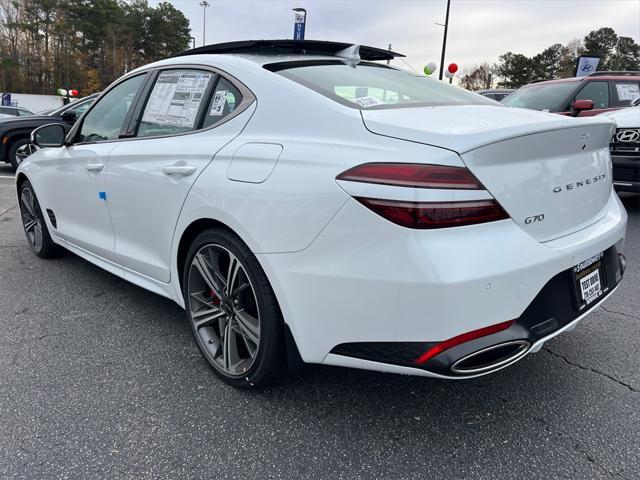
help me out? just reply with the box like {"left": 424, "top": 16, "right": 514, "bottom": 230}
{"left": 571, "top": 99, "right": 594, "bottom": 116}
{"left": 60, "top": 110, "right": 77, "bottom": 123}
{"left": 31, "top": 123, "right": 66, "bottom": 148}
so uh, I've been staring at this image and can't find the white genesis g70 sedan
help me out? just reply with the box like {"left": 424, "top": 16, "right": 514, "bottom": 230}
{"left": 16, "top": 41, "right": 627, "bottom": 388}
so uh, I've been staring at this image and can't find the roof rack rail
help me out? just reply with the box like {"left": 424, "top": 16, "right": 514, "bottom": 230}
{"left": 588, "top": 71, "right": 640, "bottom": 77}
{"left": 173, "top": 40, "right": 405, "bottom": 61}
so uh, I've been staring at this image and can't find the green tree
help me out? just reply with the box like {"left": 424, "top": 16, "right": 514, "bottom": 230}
{"left": 611, "top": 36, "right": 640, "bottom": 71}
{"left": 495, "top": 52, "right": 535, "bottom": 88}
{"left": 532, "top": 43, "right": 563, "bottom": 80}
{"left": 583, "top": 27, "right": 618, "bottom": 70}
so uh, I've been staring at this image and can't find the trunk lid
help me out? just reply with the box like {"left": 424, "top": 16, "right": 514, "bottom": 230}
{"left": 362, "top": 105, "right": 616, "bottom": 242}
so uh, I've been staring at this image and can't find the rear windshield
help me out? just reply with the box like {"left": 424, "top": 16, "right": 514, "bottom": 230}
{"left": 268, "top": 61, "right": 495, "bottom": 110}
{"left": 503, "top": 82, "right": 579, "bottom": 112}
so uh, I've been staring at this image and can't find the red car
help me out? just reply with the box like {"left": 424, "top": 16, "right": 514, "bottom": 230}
{"left": 502, "top": 71, "right": 640, "bottom": 117}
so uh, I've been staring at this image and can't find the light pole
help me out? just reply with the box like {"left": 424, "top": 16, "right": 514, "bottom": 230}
{"left": 437, "top": 0, "right": 451, "bottom": 80}
{"left": 200, "top": 1, "right": 210, "bottom": 46}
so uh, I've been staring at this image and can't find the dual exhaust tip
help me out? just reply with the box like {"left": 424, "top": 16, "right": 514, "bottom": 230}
{"left": 450, "top": 340, "right": 530, "bottom": 375}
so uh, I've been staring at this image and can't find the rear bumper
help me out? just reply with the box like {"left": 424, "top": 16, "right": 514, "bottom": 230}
{"left": 257, "top": 191, "right": 627, "bottom": 374}
{"left": 612, "top": 154, "right": 640, "bottom": 192}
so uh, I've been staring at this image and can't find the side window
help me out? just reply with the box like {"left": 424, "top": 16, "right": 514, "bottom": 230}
{"left": 202, "top": 77, "right": 244, "bottom": 128}
{"left": 18, "top": 109, "right": 31, "bottom": 116}
{"left": 613, "top": 82, "right": 640, "bottom": 107}
{"left": 78, "top": 75, "right": 145, "bottom": 143}
{"left": 137, "top": 70, "right": 215, "bottom": 138}
{"left": 575, "top": 81, "right": 609, "bottom": 109}
{"left": 67, "top": 99, "right": 93, "bottom": 118}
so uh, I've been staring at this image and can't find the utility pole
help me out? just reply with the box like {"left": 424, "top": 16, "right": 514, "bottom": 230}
{"left": 200, "top": 1, "right": 210, "bottom": 46}
{"left": 438, "top": 0, "right": 451, "bottom": 80}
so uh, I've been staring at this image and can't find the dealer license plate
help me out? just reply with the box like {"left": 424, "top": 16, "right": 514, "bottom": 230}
{"left": 573, "top": 252, "right": 606, "bottom": 310}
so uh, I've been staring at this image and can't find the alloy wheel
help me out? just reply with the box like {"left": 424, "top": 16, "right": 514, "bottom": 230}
{"left": 187, "top": 244, "right": 261, "bottom": 377}
{"left": 19, "top": 185, "right": 43, "bottom": 252}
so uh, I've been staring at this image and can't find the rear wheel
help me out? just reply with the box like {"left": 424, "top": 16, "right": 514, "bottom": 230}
{"left": 183, "top": 228, "right": 287, "bottom": 389}
{"left": 18, "top": 180, "right": 57, "bottom": 258}
{"left": 8, "top": 137, "right": 30, "bottom": 169}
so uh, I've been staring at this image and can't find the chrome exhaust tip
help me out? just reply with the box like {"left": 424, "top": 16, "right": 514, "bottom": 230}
{"left": 450, "top": 340, "right": 530, "bottom": 375}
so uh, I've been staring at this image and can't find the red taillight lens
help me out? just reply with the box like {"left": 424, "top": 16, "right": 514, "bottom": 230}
{"left": 355, "top": 197, "right": 508, "bottom": 229}
{"left": 415, "top": 320, "right": 515, "bottom": 365}
{"left": 337, "top": 163, "right": 483, "bottom": 190}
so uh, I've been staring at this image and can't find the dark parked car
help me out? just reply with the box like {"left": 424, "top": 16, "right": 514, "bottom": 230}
{"left": 477, "top": 89, "right": 513, "bottom": 101}
{"left": 0, "top": 106, "right": 34, "bottom": 117}
{"left": 502, "top": 71, "right": 640, "bottom": 116}
{"left": 0, "top": 94, "right": 98, "bottom": 168}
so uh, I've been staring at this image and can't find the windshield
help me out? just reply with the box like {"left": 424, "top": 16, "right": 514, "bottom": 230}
{"left": 502, "top": 82, "right": 579, "bottom": 111}
{"left": 269, "top": 61, "right": 496, "bottom": 109}
{"left": 48, "top": 96, "right": 95, "bottom": 116}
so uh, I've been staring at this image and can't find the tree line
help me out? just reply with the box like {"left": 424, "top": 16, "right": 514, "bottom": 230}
{"left": 0, "top": 0, "right": 191, "bottom": 96}
{"left": 459, "top": 27, "right": 640, "bottom": 91}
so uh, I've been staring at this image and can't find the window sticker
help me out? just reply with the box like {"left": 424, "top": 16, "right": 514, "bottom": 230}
{"left": 354, "top": 96, "right": 383, "bottom": 108}
{"left": 616, "top": 83, "right": 640, "bottom": 102}
{"left": 142, "top": 71, "right": 212, "bottom": 128}
{"left": 209, "top": 90, "right": 228, "bottom": 116}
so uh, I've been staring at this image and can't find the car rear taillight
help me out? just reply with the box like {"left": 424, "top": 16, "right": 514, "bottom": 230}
{"left": 354, "top": 198, "right": 508, "bottom": 229}
{"left": 337, "top": 163, "right": 509, "bottom": 229}
{"left": 414, "top": 320, "right": 515, "bottom": 364}
{"left": 336, "top": 162, "right": 483, "bottom": 189}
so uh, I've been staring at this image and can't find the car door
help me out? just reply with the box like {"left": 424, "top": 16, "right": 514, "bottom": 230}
{"left": 104, "top": 68, "right": 255, "bottom": 283}
{"left": 573, "top": 80, "right": 617, "bottom": 116}
{"left": 42, "top": 73, "right": 147, "bottom": 259}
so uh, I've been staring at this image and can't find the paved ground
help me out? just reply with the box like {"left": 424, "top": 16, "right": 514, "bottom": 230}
{"left": 0, "top": 163, "right": 639, "bottom": 479}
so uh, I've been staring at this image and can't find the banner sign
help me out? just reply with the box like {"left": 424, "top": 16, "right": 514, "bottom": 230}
{"left": 1, "top": 93, "right": 11, "bottom": 106}
{"left": 575, "top": 56, "right": 600, "bottom": 77}
{"left": 293, "top": 12, "right": 306, "bottom": 40}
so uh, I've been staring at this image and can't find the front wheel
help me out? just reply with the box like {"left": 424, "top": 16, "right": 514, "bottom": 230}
{"left": 183, "top": 228, "right": 287, "bottom": 389}
{"left": 18, "top": 180, "right": 57, "bottom": 258}
{"left": 8, "top": 137, "right": 30, "bottom": 169}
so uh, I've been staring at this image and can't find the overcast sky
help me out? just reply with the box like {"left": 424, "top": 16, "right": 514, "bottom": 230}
{"left": 150, "top": 0, "right": 640, "bottom": 74}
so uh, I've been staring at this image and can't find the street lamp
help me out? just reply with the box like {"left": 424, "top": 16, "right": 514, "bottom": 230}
{"left": 200, "top": 1, "right": 210, "bottom": 46}
{"left": 436, "top": 0, "right": 451, "bottom": 81}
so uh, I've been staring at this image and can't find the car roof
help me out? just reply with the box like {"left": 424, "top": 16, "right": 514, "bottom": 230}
{"left": 527, "top": 73, "right": 640, "bottom": 86}
{"left": 174, "top": 39, "right": 405, "bottom": 62}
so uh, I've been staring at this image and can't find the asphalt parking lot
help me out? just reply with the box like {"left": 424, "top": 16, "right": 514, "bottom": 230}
{"left": 0, "top": 163, "right": 638, "bottom": 480}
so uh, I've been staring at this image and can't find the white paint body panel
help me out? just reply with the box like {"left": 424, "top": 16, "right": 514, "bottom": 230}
{"left": 17, "top": 52, "right": 628, "bottom": 379}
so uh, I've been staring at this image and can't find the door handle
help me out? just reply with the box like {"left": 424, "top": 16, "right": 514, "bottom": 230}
{"left": 163, "top": 165, "right": 197, "bottom": 177}
{"left": 86, "top": 163, "right": 104, "bottom": 172}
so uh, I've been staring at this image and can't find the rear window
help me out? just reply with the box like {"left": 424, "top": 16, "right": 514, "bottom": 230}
{"left": 503, "top": 82, "right": 578, "bottom": 112}
{"left": 268, "top": 61, "right": 495, "bottom": 109}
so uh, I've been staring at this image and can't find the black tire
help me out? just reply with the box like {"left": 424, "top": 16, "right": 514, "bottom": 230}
{"left": 182, "top": 228, "right": 287, "bottom": 389}
{"left": 8, "top": 137, "right": 30, "bottom": 169}
{"left": 18, "top": 180, "right": 57, "bottom": 258}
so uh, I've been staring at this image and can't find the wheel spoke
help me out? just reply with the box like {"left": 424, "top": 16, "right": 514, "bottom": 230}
{"left": 33, "top": 223, "right": 42, "bottom": 250}
{"left": 226, "top": 254, "right": 241, "bottom": 294}
{"left": 193, "top": 253, "right": 224, "bottom": 299}
{"left": 20, "top": 190, "right": 35, "bottom": 216}
{"left": 192, "top": 307, "right": 226, "bottom": 329}
{"left": 23, "top": 219, "right": 37, "bottom": 232}
{"left": 234, "top": 308, "right": 260, "bottom": 346}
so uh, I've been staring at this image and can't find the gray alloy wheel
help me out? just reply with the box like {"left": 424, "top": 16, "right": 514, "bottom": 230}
{"left": 18, "top": 180, "right": 56, "bottom": 258}
{"left": 187, "top": 244, "right": 261, "bottom": 377}
{"left": 19, "top": 183, "right": 44, "bottom": 252}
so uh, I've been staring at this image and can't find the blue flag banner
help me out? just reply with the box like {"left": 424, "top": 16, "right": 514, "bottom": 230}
{"left": 293, "top": 12, "right": 306, "bottom": 40}
{"left": 1, "top": 93, "right": 11, "bottom": 106}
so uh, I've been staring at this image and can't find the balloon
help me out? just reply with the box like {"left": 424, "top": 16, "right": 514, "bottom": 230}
{"left": 444, "top": 70, "right": 454, "bottom": 79}
{"left": 448, "top": 63, "right": 458, "bottom": 74}
{"left": 424, "top": 62, "right": 437, "bottom": 75}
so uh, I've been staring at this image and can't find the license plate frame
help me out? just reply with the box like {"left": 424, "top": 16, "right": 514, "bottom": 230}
{"left": 572, "top": 252, "right": 608, "bottom": 311}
